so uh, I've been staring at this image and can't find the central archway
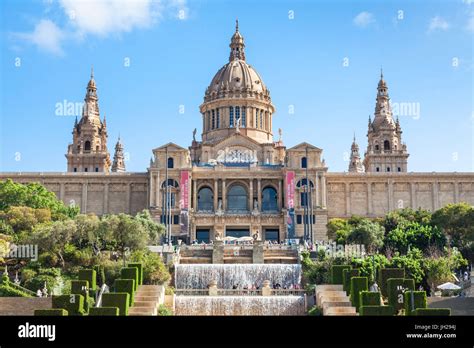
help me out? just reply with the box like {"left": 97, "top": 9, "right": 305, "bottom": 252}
{"left": 227, "top": 184, "right": 248, "bottom": 211}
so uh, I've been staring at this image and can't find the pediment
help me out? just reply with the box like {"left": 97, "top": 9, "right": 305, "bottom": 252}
{"left": 288, "top": 142, "right": 322, "bottom": 152}
{"left": 152, "top": 142, "right": 186, "bottom": 152}
{"left": 212, "top": 133, "right": 263, "bottom": 152}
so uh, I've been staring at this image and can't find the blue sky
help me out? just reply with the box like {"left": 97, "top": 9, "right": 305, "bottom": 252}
{"left": 0, "top": 0, "right": 473, "bottom": 173}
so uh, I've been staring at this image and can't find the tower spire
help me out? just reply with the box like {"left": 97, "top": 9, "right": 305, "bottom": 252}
{"left": 229, "top": 19, "right": 245, "bottom": 61}
{"left": 236, "top": 18, "right": 239, "bottom": 32}
{"left": 91, "top": 65, "right": 94, "bottom": 79}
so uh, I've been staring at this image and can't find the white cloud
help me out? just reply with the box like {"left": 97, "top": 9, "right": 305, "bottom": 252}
{"left": 59, "top": 0, "right": 165, "bottom": 37}
{"left": 13, "top": 19, "right": 65, "bottom": 55}
{"left": 353, "top": 12, "right": 375, "bottom": 28}
{"left": 428, "top": 16, "right": 449, "bottom": 32}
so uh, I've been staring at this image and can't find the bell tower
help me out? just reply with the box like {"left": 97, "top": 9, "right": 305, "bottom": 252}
{"left": 66, "top": 68, "right": 111, "bottom": 173}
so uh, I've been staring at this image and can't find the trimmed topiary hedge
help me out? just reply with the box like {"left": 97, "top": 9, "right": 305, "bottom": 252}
{"left": 34, "top": 309, "right": 68, "bottom": 316}
{"left": 52, "top": 294, "right": 86, "bottom": 316}
{"left": 360, "top": 305, "right": 395, "bottom": 316}
{"left": 387, "top": 278, "right": 415, "bottom": 311}
{"left": 70, "top": 280, "right": 90, "bottom": 313}
{"left": 114, "top": 279, "right": 135, "bottom": 306}
{"left": 404, "top": 291, "right": 427, "bottom": 316}
{"left": 120, "top": 268, "right": 139, "bottom": 291}
{"left": 331, "top": 265, "right": 351, "bottom": 285}
{"left": 128, "top": 263, "right": 143, "bottom": 286}
{"left": 0, "top": 285, "right": 33, "bottom": 297}
{"left": 89, "top": 307, "right": 119, "bottom": 316}
{"left": 350, "top": 277, "right": 368, "bottom": 311}
{"left": 343, "top": 269, "right": 360, "bottom": 295}
{"left": 360, "top": 291, "right": 381, "bottom": 306}
{"left": 379, "top": 268, "right": 405, "bottom": 297}
{"left": 93, "top": 265, "right": 106, "bottom": 287}
{"left": 78, "top": 269, "right": 96, "bottom": 291}
{"left": 414, "top": 308, "right": 450, "bottom": 316}
{"left": 101, "top": 293, "right": 130, "bottom": 316}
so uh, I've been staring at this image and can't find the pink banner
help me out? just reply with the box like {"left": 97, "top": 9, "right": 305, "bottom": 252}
{"left": 285, "top": 171, "right": 295, "bottom": 209}
{"left": 180, "top": 171, "right": 190, "bottom": 209}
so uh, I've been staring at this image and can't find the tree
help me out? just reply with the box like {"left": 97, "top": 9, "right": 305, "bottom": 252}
{"left": 389, "top": 248, "right": 425, "bottom": 284}
{"left": 0, "top": 179, "right": 79, "bottom": 219}
{"left": 31, "top": 220, "right": 76, "bottom": 267}
{"left": 131, "top": 250, "right": 170, "bottom": 285}
{"left": 106, "top": 214, "right": 149, "bottom": 260}
{"left": 385, "top": 222, "right": 446, "bottom": 254}
{"left": 383, "top": 208, "right": 431, "bottom": 234}
{"left": 327, "top": 218, "right": 350, "bottom": 244}
{"left": 424, "top": 248, "right": 468, "bottom": 291}
{"left": 0, "top": 206, "right": 51, "bottom": 234}
{"left": 73, "top": 214, "right": 100, "bottom": 248}
{"left": 347, "top": 219, "right": 385, "bottom": 253}
{"left": 134, "top": 210, "right": 164, "bottom": 245}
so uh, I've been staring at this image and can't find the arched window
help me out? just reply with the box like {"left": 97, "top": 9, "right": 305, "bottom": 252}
{"left": 375, "top": 144, "right": 380, "bottom": 151}
{"left": 301, "top": 157, "right": 307, "bottom": 168}
{"left": 229, "top": 106, "right": 234, "bottom": 127}
{"left": 167, "top": 157, "right": 174, "bottom": 169}
{"left": 384, "top": 140, "right": 390, "bottom": 151}
{"left": 161, "top": 179, "right": 179, "bottom": 188}
{"left": 227, "top": 184, "right": 248, "bottom": 211}
{"left": 84, "top": 140, "right": 91, "bottom": 152}
{"left": 197, "top": 187, "right": 213, "bottom": 211}
{"left": 296, "top": 178, "right": 314, "bottom": 188}
{"left": 262, "top": 186, "right": 278, "bottom": 212}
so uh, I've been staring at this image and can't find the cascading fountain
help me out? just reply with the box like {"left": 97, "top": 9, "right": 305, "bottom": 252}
{"left": 174, "top": 264, "right": 301, "bottom": 289}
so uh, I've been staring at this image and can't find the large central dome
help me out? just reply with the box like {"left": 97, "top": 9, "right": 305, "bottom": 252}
{"left": 200, "top": 20, "right": 276, "bottom": 144}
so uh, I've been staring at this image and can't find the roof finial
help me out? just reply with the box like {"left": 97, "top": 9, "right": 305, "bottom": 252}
{"left": 353, "top": 132, "right": 356, "bottom": 143}
{"left": 91, "top": 65, "right": 94, "bottom": 79}
{"left": 380, "top": 66, "right": 383, "bottom": 80}
{"left": 236, "top": 18, "right": 239, "bottom": 32}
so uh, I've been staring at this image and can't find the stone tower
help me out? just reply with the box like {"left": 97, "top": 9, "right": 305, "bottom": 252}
{"left": 348, "top": 135, "right": 364, "bottom": 173}
{"left": 66, "top": 68, "right": 111, "bottom": 172}
{"left": 112, "top": 136, "right": 126, "bottom": 172}
{"left": 363, "top": 71, "right": 409, "bottom": 173}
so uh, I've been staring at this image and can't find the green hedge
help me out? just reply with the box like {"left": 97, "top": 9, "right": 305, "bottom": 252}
{"left": 379, "top": 268, "right": 405, "bottom": 297}
{"left": 102, "top": 293, "right": 129, "bottom": 316}
{"left": 121, "top": 268, "right": 139, "bottom": 291}
{"left": 387, "top": 278, "right": 415, "bottom": 311}
{"left": 331, "top": 265, "right": 351, "bottom": 285}
{"left": 360, "top": 291, "right": 381, "bottom": 306}
{"left": 414, "top": 308, "right": 450, "bottom": 316}
{"left": 52, "top": 294, "right": 86, "bottom": 316}
{"left": 343, "top": 269, "right": 360, "bottom": 295}
{"left": 404, "top": 291, "right": 427, "bottom": 316}
{"left": 89, "top": 307, "right": 119, "bottom": 316}
{"left": 93, "top": 265, "right": 106, "bottom": 287}
{"left": 114, "top": 279, "right": 135, "bottom": 306}
{"left": 78, "top": 269, "right": 96, "bottom": 291}
{"left": 360, "top": 305, "right": 395, "bottom": 316}
{"left": 0, "top": 285, "right": 33, "bottom": 297}
{"left": 70, "top": 280, "right": 90, "bottom": 313}
{"left": 350, "top": 277, "right": 368, "bottom": 311}
{"left": 34, "top": 309, "right": 68, "bottom": 316}
{"left": 128, "top": 263, "right": 143, "bottom": 286}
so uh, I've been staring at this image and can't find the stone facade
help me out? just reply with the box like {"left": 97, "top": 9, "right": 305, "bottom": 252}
{"left": 1, "top": 22, "right": 474, "bottom": 243}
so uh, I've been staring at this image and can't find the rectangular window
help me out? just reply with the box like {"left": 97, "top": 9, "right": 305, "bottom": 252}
{"left": 229, "top": 107, "right": 234, "bottom": 127}
{"left": 73, "top": 168, "right": 77, "bottom": 172}
{"left": 260, "top": 110, "right": 263, "bottom": 129}
{"left": 173, "top": 215, "right": 179, "bottom": 224}
{"left": 95, "top": 167, "right": 99, "bottom": 172}
{"left": 196, "top": 229, "right": 210, "bottom": 243}
{"left": 241, "top": 107, "right": 246, "bottom": 128}
{"left": 85, "top": 168, "right": 88, "bottom": 172}
{"left": 216, "top": 108, "right": 220, "bottom": 128}
{"left": 296, "top": 215, "right": 302, "bottom": 224}
{"left": 235, "top": 106, "right": 240, "bottom": 125}
{"left": 300, "top": 192, "right": 308, "bottom": 207}
{"left": 211, "top": 109, "right": 215, "bottom": 129}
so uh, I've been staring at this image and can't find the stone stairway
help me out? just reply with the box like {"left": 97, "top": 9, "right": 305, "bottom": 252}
{"left": 128, "top": 285, "right": 164, "bottom": 316}
{"left": 315, "top": 284, "right": 357, "bottom": 316}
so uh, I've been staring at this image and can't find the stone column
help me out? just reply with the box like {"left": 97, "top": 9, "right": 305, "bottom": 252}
{"left": 249, "top": 179, "right": 254, "bottom": 211}
{"left": 253, "top": 240, "right": 264, "bottom": 264}
{"left": 59, "top": 183, "right": 65, "bottom": 201}
{"left": 214, "top": 179, "right": 219, "bottom": 211}
{"left": 222, "top": 180, "right": 227, "bottom": 211}
{"left": 81, "top": 182, "right": 88, "bottom": 213}
{"left": 127, "top": 183, "right": 132, "bottom": 214}
{"left": 433, "top": 181, "right": 439, "bottom": 210}
{"left": 212, "top": 240, "right": 224, "bottom": 264}
{"left": 155, "top": 173, "right": 160, "bottom": 209}
{"left": 262, "top": 280, "right": 272, "bottom": 296}
{"left": 388, "top": 179, "right": 394, "bottom": 211}
{"left": 367, "top": 182, "right": 372, "bottom": 215}
{"left": 345, "top": 182, "right": 350, "bottom": 216}
{"left": 149, "top": 172, "right": 154, "bottom": 206}
{"left": 454, "top": 181, "right": 459, "bottom": 203}
{"left": 277, "top": 179, "right": 282, "bottom": 210}
{"left": 257, "top": 179, "right": 262, "bottom": 211}
{"left": 193, "top": 179, "right": 197, "bottom": 210}
{"left": 104, "top": 182, "right": 109, "bottom": 214}
{"left": 208, "top": 280, "right": 218, "bottom": 296}
{"left": 321, "top": 175, "right": 327, "bottom": 208}
{"left": 315, "top": 174, "right": 320, "bottom": 207}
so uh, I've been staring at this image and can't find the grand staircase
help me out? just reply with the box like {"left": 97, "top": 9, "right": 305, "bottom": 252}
{"left": 315, "top": 284, "right": 357, "bottom": 316}
{"left": 128, "top": 285, "right": 164, "bottom": 316}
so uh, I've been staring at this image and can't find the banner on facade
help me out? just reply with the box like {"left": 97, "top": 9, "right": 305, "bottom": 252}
{"left": 285, "top": 171, "right": 296, "bottom": 239}
{"left": 179, "top": 171, "right": 190, "bottom": 235}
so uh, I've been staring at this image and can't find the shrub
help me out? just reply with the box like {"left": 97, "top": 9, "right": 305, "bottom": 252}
{"left": 52, "top": 294, "right": 85, "bottom": 316}
{"left": 330, "top": 265, "right": 351, "bottom": 285}
{"left": 360, "top": 291, "right": 381, "bottom": 306}
{"left": 343, "top": 269, "right": 360, "bottom": 295}
{"left": 0, "top": 285, "right": 33, "bottom": 297}
{"left": 101, "top": 293, "right": 129, "bottom": 316}
{"left": 78, "top": 269, "right": 96, "bottom": 291}
{"left": 127, "top": 263, "right": 143, "bottom": 286}
{"left": 387, "top": 278, "right": 415, "bottom": 311}
{"left": 114, "top": 279, "right": 135, "bottom": 306}
{"left": 70, "top": 280, "right": 90, "bottom": 312}
{"left": 414, "top": 308, "right": 450, "bottom": 316}
{"left": 34, "top": 309, "right": 68, "bottom": 316}
{"left": 88, "top": 307, "right": 119, "bottom": 316}
{"left": 93, "top": 265, "right": 106, "bottom": 287}
{"left": 157, "top": 304, "right": 173, "bottom": 316}
{"left": 120, "top": 267, "right": 139, "bottom": 291}
{"left": 350, "top": 277, "right": 368, "bottom": 311}
{"left": 307, "top": 306, "right": 323, "bottom": 316}
{"left": 379, "top": 268, "right": 405, "bottom": 297}
{"left": 360, "top": 305, "right": 395, "bottom": 316}
{"left": 165, "top": 286, "right": 175, "bottom": 295}
{"left": 404, "top": 291, "right": 427, "bottom": 316}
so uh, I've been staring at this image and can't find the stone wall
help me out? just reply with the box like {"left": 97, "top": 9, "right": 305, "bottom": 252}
{"left": 0, "top": 297, "right": 52, "bottom": 315}
{"left": 0, "top": 172, "right": 149, "bottom": 215}
{"left": 326, "top": 172, "right": 474, "bottom": 218}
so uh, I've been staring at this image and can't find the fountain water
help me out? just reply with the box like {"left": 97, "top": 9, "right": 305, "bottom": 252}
{"left": 174, "top": 264, "right": 301, "bottom": 289}
{"left": 175, "top": 295, "right": 305, "bottom": 316}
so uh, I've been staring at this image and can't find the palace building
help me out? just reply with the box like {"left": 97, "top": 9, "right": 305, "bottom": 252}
{"left": 2, "top": 22, "right": 474, "bottom": 243}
